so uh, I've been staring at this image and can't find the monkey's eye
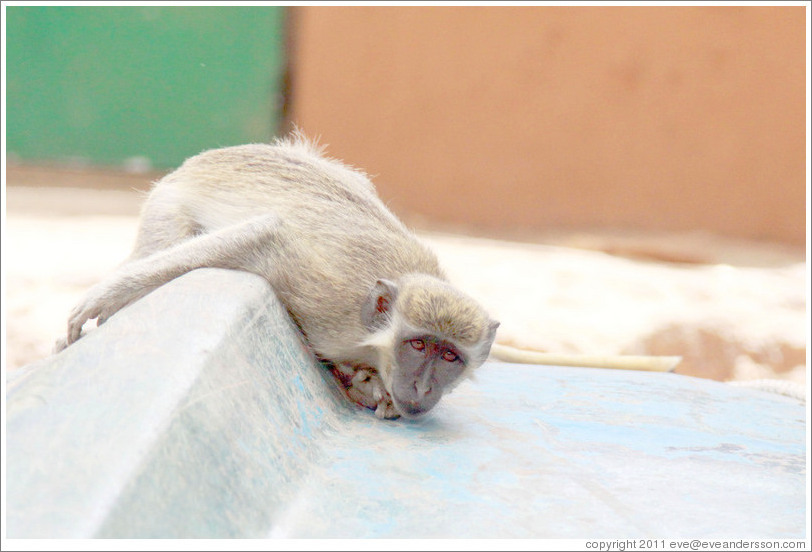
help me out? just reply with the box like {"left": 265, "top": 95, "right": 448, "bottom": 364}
{"left": 409, "top": 339, "right": 426, "bottom": 352}
{"left": 442, "top": 350, "right": 460, "bottom": 363}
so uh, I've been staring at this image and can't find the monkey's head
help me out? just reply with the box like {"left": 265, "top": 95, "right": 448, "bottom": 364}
{"left": 361, "top": 274, "right": 499, "bottom": 419}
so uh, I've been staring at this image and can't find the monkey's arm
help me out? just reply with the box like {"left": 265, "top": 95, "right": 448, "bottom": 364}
{"left": 66, "top": 214, "right": 280, "bottom": 345}
{"left": 489, "top": 344, "right": 681, "bottom": 372}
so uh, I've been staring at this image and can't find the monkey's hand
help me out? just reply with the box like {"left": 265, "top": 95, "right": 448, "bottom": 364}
{"left": 343, "top": 366, "right": 399, "bottom": 419}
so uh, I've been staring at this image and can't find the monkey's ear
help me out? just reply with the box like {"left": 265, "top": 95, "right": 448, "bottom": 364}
{"left": 486, "top": 320, "right": 500, "bottom": 346}
{"left": 361, "top": 279, "right": 399, "bottom": 331}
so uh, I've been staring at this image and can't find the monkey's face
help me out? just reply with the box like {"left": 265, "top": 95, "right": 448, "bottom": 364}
{"left": 361, "top": 276, "right": 499, "bottom": 419}
{"left": 389, "top": 335, "right": 469, "bottom": 418}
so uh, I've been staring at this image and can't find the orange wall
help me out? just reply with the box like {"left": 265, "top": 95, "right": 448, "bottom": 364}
{"left": 289, "top": 6, "right": 806, "bottom": 244}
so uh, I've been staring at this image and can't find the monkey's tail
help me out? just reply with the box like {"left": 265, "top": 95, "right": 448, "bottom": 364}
{"left": 489, "top": 344, "right": 681, "bottom": 373}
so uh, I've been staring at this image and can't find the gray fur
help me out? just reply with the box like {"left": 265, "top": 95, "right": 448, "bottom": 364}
{"left": 62, "top": 132, "right": 498, "bottom": 419}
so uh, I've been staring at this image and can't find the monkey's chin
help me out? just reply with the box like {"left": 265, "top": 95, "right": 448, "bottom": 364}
{"left": 391, "top": 394, "right": 441, "bottom": 420}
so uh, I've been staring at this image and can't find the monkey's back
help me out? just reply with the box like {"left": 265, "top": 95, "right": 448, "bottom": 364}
{"left": 141, "top": 138, "right": 445, "bottom": 358}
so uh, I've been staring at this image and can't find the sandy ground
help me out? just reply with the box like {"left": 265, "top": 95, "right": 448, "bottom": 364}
{"left": 3, "top": 172, "right": 808, "bottom": 397}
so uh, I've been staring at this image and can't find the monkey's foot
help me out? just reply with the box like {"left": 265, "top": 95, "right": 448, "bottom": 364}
{"left": 66, "top": 277, "right": 152, "bottom": 345}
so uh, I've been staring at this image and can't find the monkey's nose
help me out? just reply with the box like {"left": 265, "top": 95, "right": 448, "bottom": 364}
{"left": 414, "top": 367, "right": 434, "bottom": 398}
{"left": 413, "top": 382, "right": 432, "bottom": 399}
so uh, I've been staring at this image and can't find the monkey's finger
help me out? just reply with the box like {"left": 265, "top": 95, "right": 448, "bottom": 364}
{"left": 350, "top": 368, "right": 372, "bottom": 386}
{"left": 67, "top": 326, "right": 81, "bottom": 345}
{"left": 67, "top": 319, "right": 83, "bottom": 345}
{"left": 52, "top": 337, "right": 69, "bottom": 354}
{"left": 67, "top": 307, "right": 97, "bottom": 344}
{"left": 347, "top": 385, "right": 377, "bottom": 409}
{"left": 375, "top": 401, "right": 400, "bottom": 419}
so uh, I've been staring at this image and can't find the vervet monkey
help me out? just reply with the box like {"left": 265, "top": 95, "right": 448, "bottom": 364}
{"left": 61, "top": 132, "right": 679, "bottom": 419}
{"left": 61, "top": 132, "right": 499, "bottom": 419}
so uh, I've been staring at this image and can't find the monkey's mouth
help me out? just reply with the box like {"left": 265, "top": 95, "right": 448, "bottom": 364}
{"left": 391, "top": 391, "right": 442, "bottom": 419}
{"left": 397, "top": 403, "right": 428, "bottom": 418}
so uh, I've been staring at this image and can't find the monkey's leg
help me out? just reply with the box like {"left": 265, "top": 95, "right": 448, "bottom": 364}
{"left": 128, "top": 196, "right": 202, "bottom": 260}
{"left": 66, "top": 214, "right": 280, "bottom": 345}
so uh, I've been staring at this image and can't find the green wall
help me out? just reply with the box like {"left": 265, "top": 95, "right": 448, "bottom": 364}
{"left": 6, "top": 6, "right": 287, "bottom": 169}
